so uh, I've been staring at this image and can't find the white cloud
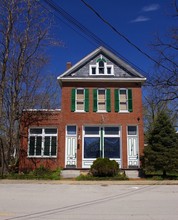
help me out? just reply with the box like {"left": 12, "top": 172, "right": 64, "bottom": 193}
{"left": 142, "top": 4, "right": 160, "bottom": 12}
{"left": 130, "top": 16, "right": 150, "bottom": 23}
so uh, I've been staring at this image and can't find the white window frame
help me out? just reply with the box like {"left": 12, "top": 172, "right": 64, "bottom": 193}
{"left": 82, "top": 125, "right": 121, "bottom": 168}
{"left": 28, "top": 128, "right": 57, "bottom": 158}
{"left": 103, "top": 126, "right": 120, "bottom": 158}
{"left": 75, "top": 88, "right": 85, "bottom": 112}
{"left": 89, "top": 63, "right": 114, "bottom": 75}
{"left": 97, "top": 88, "right": 106, "bottom": 112}
{"left": 119, "top": 88, "right": 128, "bottom": 112}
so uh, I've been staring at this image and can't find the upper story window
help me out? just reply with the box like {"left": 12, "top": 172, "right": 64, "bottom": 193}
{"left": 90, "top": 56, "right": 114, "bottom": 75}
{"left": 120, "top": 89, "right": 128, "bottom": 111}
{"left": 71, "top": 88, "right": 89, "bottom": 112}
{"left": 114, "top": 89, "right": 133, "bottom": 112}
{"left": 76, "top": 89, "right": 84, "bottom": 111}
{"left": 93, "top": 89, "right": 111, "bottom": 112}
{"left": 98, "top": 89, "right": 106, "bottom": 111}
{"left": 28, "top": 128, "right": 57, "bottom": 157}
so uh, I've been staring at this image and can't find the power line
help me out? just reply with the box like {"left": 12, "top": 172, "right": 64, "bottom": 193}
{"left": 37, "top": 0, "right": 98, "bottom": 48}
{"left": 81, "top": 0, "right": 173, "bottom": 73}
{"left": 40, "top": 0, "right": 147, "bottom": 75}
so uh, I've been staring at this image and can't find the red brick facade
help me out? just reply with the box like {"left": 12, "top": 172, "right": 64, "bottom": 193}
{"left": 19, "top": 47, "right": 146, "bottom": 171}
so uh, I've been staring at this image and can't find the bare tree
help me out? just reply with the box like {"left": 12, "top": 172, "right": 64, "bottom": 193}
{"left": 0, "top": 0, "right": 60, "bottom": 176}
{"left": 143, "top": 1, "right": 178, "bottom": 136}
{"left": 146, "top": 2, "right": 178, "bottom": 103}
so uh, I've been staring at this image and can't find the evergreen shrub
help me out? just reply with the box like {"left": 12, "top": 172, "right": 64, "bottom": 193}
{"left": 90, "top": 158, "right": 119, "bottom": 177}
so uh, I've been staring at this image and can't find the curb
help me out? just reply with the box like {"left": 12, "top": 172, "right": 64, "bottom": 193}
{"left": 1, "top": 179, "right": 178, "bottom": 185}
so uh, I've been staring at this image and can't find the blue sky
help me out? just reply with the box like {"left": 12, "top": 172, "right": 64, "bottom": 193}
{"left": 42, "top": 0, "right": 176, "bottom": 78}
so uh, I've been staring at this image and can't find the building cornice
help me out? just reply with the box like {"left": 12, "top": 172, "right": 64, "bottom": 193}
{"left": 59, "top": 77, "right": 146, "bottom": 84}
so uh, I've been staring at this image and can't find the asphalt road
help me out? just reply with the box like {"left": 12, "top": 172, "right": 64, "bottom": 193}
{"left": 0, "top": 182, "right": 178, "bottom": 220}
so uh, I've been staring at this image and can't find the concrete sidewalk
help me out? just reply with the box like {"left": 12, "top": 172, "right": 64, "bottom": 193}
{"left": 1, "top": 179, "right": 178, "bottom": 185}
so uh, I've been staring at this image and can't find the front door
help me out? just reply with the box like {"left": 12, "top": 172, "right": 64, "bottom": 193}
{"left": 66, "top": 125, "right": 77, "bottom": 168}
{"left": 127, "top": 126, "right": 139, "bottom": 168}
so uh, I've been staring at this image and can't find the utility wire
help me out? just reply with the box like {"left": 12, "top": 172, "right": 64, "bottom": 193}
{"left": 37, "top": 0, "right": 99, "bottom": 48}
{"left": 81, "top": 0, "right": 173, "bottom": 73}
{"left": 40, "top": 0, "right": 147, "bottom": 75}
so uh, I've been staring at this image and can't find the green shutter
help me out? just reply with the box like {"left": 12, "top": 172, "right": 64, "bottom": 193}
{"left": 84, "top": 89, "right": 89, "bottom": 112}
{"left": 71, "top": 88, "right": 75, "bottom": 112}
{"left": 114, "top": 89, "right": 119, "bottom": 112}
{"left": 128, "top": 89, "right": 133, "bottom": 112}
{"left": 106, "top": 89, "right": 111, "bottom": 112}
{"left": 93, "top": 89, "right": 97, "bottom": 112}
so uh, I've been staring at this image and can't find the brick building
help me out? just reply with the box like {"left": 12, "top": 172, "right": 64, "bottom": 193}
{"left": 19, "top": 47, "right": 146, "bottom": 172}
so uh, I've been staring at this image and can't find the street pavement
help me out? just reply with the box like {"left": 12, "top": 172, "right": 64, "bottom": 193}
{"left": 0, "top": 180, "right": 178, "bottom": 220}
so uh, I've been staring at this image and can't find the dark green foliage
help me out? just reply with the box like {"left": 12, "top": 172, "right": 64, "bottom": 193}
{"left": 141, "top": 111, "right": 178, "bottom": 177}
{"left": 90, "top": 158, "right": 119, "bottom": 177}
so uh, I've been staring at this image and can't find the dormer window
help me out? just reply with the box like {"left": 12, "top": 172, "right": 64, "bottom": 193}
{"left": 90, "top": 56, "right": 114, "bottom": 75}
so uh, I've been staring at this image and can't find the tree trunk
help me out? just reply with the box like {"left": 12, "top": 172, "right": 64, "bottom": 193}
{"left": 162, "top": 170, "right": 167, "bottom": 179}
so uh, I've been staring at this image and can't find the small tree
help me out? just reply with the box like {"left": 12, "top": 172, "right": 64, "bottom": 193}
{"left": 141, "top": 111, "right": 178, "bottom": 177}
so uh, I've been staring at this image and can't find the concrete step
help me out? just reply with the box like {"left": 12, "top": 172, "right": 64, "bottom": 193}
{"left": 61, "top": 169, "right": 140, "bottom": 179}
{"left": 125, "top": 170, "right": 140, "bottom": 179}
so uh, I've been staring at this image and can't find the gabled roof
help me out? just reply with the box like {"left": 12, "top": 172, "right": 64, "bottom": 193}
{"left": 57, "top": 46, "right": 146, "bottom": 85}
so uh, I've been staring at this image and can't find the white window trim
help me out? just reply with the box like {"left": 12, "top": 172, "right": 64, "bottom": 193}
{"left": 28, "top": 127, "right": 57, "bottom": 158}
{"left": 97, "top": 88, "right": 107, "bottom": 112}
{"left": 89, "top": 63, "right": 114, "bottom": 75}
{"left": 75, "top": 88, "right": 85, "bottom": 112}
{"left": 119, "top": 88, "right": 129, "bottom": 113}
{"left": 82, "top": 125, "right": 122, "bottom": 168}
{"left": 83, "top": 125, "right": 121, "bottom": 158}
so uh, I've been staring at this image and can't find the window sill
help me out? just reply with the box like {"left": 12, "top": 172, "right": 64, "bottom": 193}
{"left": 119, "top": 111, "right": 130, "bottom": 113}
{"left": 27, "top": 156, "right": 57, "bottom": 158}
{"left": 89, "top": 73, "right": 115, "bottom": 76}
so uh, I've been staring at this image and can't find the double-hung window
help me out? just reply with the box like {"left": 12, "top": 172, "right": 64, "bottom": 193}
{"left": 115, "top": 89, "right": 133, "bottom": 112}
{"left": 93, "top": 89, "right": 111, "bottom": 112}
{"left": 28, "top": 128, "right": 57, "bottom": 157}
{"left": 120, "top": 89, "right": 128, "bottom": 111}
{"left": 98, "top": 89, "right": 106, "bottom": 111}
{"left": 71, "top": 88, "right": 89, "bottom": 112}
{"left": 76, "top": 89, "right": 84, "bottom": 111}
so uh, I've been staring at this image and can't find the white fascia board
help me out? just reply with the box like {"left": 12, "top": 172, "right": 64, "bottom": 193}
{"left": 101, "top": 47, "right": 144, "bottom": 78}
{"left": 57, "top": 46, "right": 145, "bottom": 80}
{"left": 60, "top": 77, "right": 147, "bottom": 83}
{"left": 57, "top": 47, "right": 101, "bottom": 79}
